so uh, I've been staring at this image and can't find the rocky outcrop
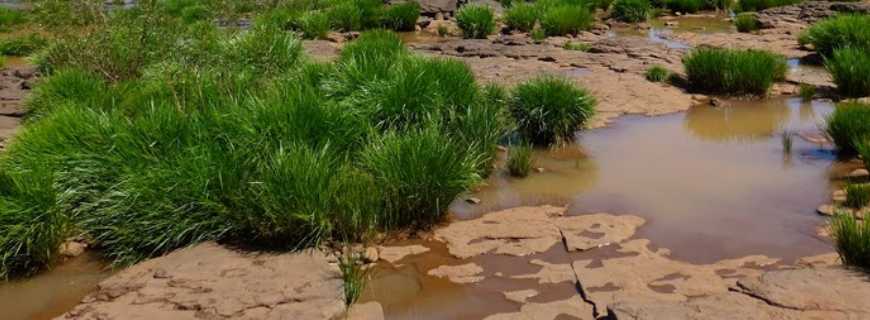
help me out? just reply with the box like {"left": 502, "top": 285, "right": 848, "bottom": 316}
{"left": 757, "top": 1, "right": 870, "bottom": 28}
{"left": 58, "top": 242, "right": 348, "bottom": 320}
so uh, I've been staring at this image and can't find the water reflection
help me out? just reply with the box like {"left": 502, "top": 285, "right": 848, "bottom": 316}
{"left": 451, "top": 97, "right": 837, "bottom": 263}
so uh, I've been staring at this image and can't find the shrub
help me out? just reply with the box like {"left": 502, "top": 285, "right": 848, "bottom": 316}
{"left": 736, "top": 0, "right": 800, "bottom": 13}
{"left": 540, "top": 5, "right": 592, "bottom": 36}
{"left": 826, "top": 47, "right": 870, "bottom": 98}
{"left": 382, "top": 2, "right": 420, "bottom": 31}
{"left": 831, "top": 213, "right": 870, "bottom": 269}
{"left": 26, "top": 69, "right": 110, "bottom": 118}
{"left": 846, "top": 184, "right": 870, "bottom": 209}
{"left": 455, "top": 5, "right": 496, "bottom": 39}
{"left": 826, "top": 102, "right": 870, "bottom": 153}
{"left": 683, "top": 47, "right": 786, "bottom": 95}
{"left": 734, "top": 12, "right": 760, "bottom": 33}
{"left": 508, "top": 143, "right": 534, "bottom": 177}
{"left": 645, "top": 65, "right": 670, "bottom": 82}
{"left": 361, "top": 127, "right": 481, "bottom": 228}
{"left": 509, "top": 76, "right": 596, "bottom": 145}
{"left": 0, "top": 34, "right": 49, "bottom": 56}
{"left": 612, "top": 0, "right": 651, "bottom": 23}
{"left": 299, "top": 10, "right": 331, "bottom": 39}
{"left": 801, "top": 15, "right": 870, "bottom": 56}
{"left": 504, "top": 2, "right": 538, "bottom": 32}
{"left": 799, "top": 84, "right": 815, "bottom": 101}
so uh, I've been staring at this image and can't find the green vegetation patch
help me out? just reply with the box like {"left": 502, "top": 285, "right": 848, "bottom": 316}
{"left": 682, "top": 47, "right": 786, "bottom": 95}
{"left": 504, "top": 2, "right": 538, "bottom": 32}
{"left": 734, "top": 12, "right": 760, "bottom": 33}
{"left": 828, "top": 102, "right": 870, "bottom": 154}
{"left": 456, "top": 5, "right": 496, "bottom": 39}
{"left": 825, "top": 47, "right": 870, "bottom": 98}
{"left": 645, "top": 65, "right": 670, "bottom": 82}
{"left": 736, "top": 0, "right": 801, "bottom": 12}
{"left": 612, "top": 0, "right": 651, "bottom": 23}
{"left": 846, "top": 184, "right": 870, "bottom": 209}
{"left": 509, "top": 76, "right": 596, "bottom": 146}
{"left": 801, "top": 15, "right": 870, "bottom": 56}
{"left": 831, "top": 213, "right": 870, "bottom": 270}
{"left": 507, "top": 143, "right": 534, "bottom": 177}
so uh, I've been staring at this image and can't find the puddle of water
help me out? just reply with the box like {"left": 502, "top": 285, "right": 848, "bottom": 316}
{"left": 610, "top": 15, "right": 733, "bottom": 49}
{"left": 0, "top": 252, "right": 112, "bottom": 320}
{"left": 451, "top": 97, "right": 839, "bottom": 264}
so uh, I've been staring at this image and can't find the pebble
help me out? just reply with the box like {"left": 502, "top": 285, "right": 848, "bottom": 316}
{"left": 363, "top": 247, "right": 379, "bottom": 263}
{"left": 816, "top": 204, "right": 835, "bottom": 216}
{"left": 847, "top": 169, "right": 869, "bottom": 178}
{"left": 466, "top": 197, "right": 481, "bottom": 205}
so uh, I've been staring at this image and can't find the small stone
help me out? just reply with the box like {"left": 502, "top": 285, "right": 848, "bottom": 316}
{"left": 535, "top": 167, "right": 545, "bottom": 173}
{"left": 59, "top": 240, "right": 87, "bottom": 257}
{"left": 675, "top": 11, "right": 683, "bottom": 16}
{"left": 833, "top": 190, "right": 847, "bottom": 203}
{"left": 153, "top": 269, "right": 170, "bottom": 279}
{"left": 13, "top": 69, "right": 34, "bottom": 79}
{"left": 816, "top": 204, "right": 835, "bottom": 216}
{"left": 710, "top": 98, "right": 722, "bottom": 107}
{"left": 466, "top": 197, "right": 481, "bottom": 204}
{"left": 497, "top": 145, "right": 508, "bottom": 152}
{"left": 848, "top": 169, "right": 869, "bottom": 178}
{"left": 363, "top": 247, "right": 379, "bottom": 263}
{"left": 665, "top": 21, "right": 678, "bottom": 26}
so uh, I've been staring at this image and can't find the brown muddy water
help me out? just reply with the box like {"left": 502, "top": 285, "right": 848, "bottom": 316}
{"left": 363, "top": 97, "right": 844, "bottom": 320}
{"left": 0, "top": 252, "right": 112, "bottom": 320}
{"left": 610, "top": 14, "right": 734, "bottom": 49}
{"left": 451, "top": 97, "right": 838, "bottom": 264}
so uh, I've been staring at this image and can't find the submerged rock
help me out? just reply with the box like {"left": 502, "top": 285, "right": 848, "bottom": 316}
{"left": 427, "top": 263, "right": 485, "bottom": 283}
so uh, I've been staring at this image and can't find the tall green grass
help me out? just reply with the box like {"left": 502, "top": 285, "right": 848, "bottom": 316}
{"left": 645, "top": 65, "right": 670, "bottom": 82}
{"left": 508, "top": 143, "right": 534, "bottom": 177}
{"left": 382, "top": 2, "right": 420, "bottom": 31}
{"left": 505, "top": 2, "right": 538, "bottom": 32}
{"left": 540, "top": 5, "right": 592, "bottom": 36}
{"left": 825, "top": 47, "right": 870, "bottom": 98}
{"left": 1, "top": 19, "right": 508, "bottom": 277}
{"left": 826, "top": 102, "right": 870, "bottom": 154}
{"left": 0, "top": 34, "right": 48, "bottom": 57}
{"left": 509, "top": 76, "right": 596, "bottom": 145}
{"left": 800, "top": 15, "right": 870, "bottom": 57}
{"left": 456, "top": 5, "right": 496, "bottom": 39}
{"left": 734, "top": 12, "right": 760, "bottom": 33}
{"left": 831, "top": 213, "right": 870, "bottom": 269}
{"left": 845, "top": 184, "right": 870, "bottom": 209}
{"left": 612, "top": 0, "right": 651, "bottom": 23}
{"left": 683, "top": 47, "right": 786, "bottom": 95}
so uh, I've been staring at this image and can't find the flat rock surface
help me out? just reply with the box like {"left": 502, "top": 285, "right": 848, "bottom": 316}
{"left": 611, "top": 266, "right": 870, "bottom": 320}
{"left": 58, "top": 242, "right": 347, "bottom": 320}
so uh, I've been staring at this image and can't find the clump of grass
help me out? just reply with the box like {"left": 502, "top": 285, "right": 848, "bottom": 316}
{"left": 540, "top": 5, "right": 592, "bottom": 36}
{"left": 382, "top": 2, "right": 420, "bottom": 32}
{"left": 734, "top": 12, "right": 760, "bottom": 33}
{"left": 682, "top": 47, "right": 786, "bottom": 95}
{"left": 736, "top": 0, "right": 800, "bottom": 13}
{"left": 455, "top": 5, "right": 496, "bottom": 39}
{"left": 531, "top": 26, "right": 547, "bottom": 42}
{"left": 800, "top": 15, "right": 870, "bottom": 57}
{"left": 826, "top": 102, "right": 870, "bottom": 153}
{"left": 781, "top": 129, "right": 793, "bottom": 154}
{"left": 328, "top": 0, "right": 384, "bottom": 32}
{"left": 508, "top": 143, "right": 534, "bottom": 177}
{"left": 831, "top": 213, "right": 870, "bottom": 269}
{"left": 339, "top": 251, "right": 368, "bottom": 305}
{"left": 563, "top": 41, "right": 590, "bottom": 51}
{"left": 299, "top": 10, "right": 331, "bottom": 39}
{"left": 509, "top": 76, "right": 596, "bottom": 146}
{"left": 612, "top": 0, "right": 651, "bottom": 23}
{"left": 361, "top": 127, "right": 481, "bottom": 227}
{"left": 504, "top": 2, "right": 538, "bottom": 32}
{"left": 0, "top": 34, "right": 49, "bottom": 56}
{"left": 26, "top": 69, "right": 110, "bottom": 118}
{"left": 799, "top": 84, "right": 815, "bottom": 101}
{"left": 662, "top": 0, "right": 704, "bottom": 13}
{"left": 645, "top": 65, "right": 670, "bottom": 82}
{"left": 825, "top": 47, "right": 870, "bottom": 98}
{"left": 845, "top": 184, "right": 870, "bottom": 209}
{"left": 437, "top": 25, "right": 449, "bottom": 37}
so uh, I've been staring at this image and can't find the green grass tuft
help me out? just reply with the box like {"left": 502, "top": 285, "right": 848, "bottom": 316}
{"left": 831, "top": 213, "right": 870, "bottom": 269}
{"left": 845, "top": 184, "right": 870, "bottom": 209}
{"left": 504, "top": 2, "right": 538, "bottom": 32}
{"left": 382, "top": 2, "right": 420, "bottom": 32}
{"left": 736, "top": 0, "right": 800, "bottom": 13}
{"left": 662, "top": 0, "right": 703, "bottom": 13}
{"left": 826, "top": 102, "right": 870, "bottom": 154}
{"left": 508, "top": 143, "right": 534, "bottom": 177}
{"left": 825, "top": 47, "right": 870, "bottom": 98}
{"left": 0, "top": 34, "right": 48, "bottom": 57}
{"left": 682, "top": 47, "right": 786, "bottom": 95}
{"left": 563, "top": 41, "right": 590, "bottom": 51}
{"left": 612, "top": 0, "right": 651, "bottom": 23}
{"left": 645, "top": 65, "right": 670, "bottom": 82}
{"left": 509, "top": 76, "right": 596, "bottom": 146}
{"left": 540, "top": 4, "right": 592, "bottom": 36}
{"left": 339, "top": 250, "right": 368, "bottom": 306}
{"left": 456, "top": 5, "right": 496, "bottom": 39}
{"left": 799, "top": 84, "right": 815, "bottom": 101}
{"left": 734, "top": 12, "right": 760, "bottom": 33}
{"left": 299, "top": 10, "right": 331, "bottom": 39}
{"left": 801, "top": 15, "right": 870, "bottom": 57}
